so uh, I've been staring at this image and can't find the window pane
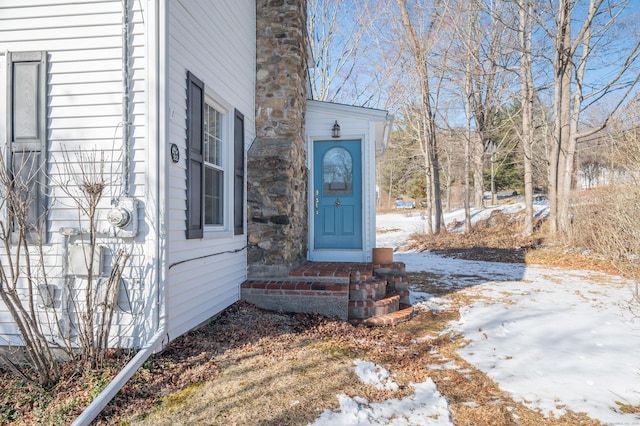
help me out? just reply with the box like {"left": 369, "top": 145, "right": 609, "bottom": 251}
{"left": 204, "top": 104, "right": 222, "bottom": 166}
{"left": 322, "top": 147, "right": 353, "bottom": 196}
{"left": 205, "top": 166, "right": 223, "bottom": 225}
{"left": 203, "top": 102, "right": 224, "bottom": 227}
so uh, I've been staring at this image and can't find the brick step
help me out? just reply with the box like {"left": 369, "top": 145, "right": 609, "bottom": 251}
{"left": 378, "top": 275, "right": 410, "bottom": 292}
{"left": 373, "top": 262, "right": 406, "bottom": 277}
{"left": 349, "top": 279, "right": 387, "bottom": 301}
{"left": 351, "top": 305, "right": 416, "bottom": 327}
{"left": 241, "top": 280, "right": 349, "bottom": 294}
{"left": 288, "top": 261, "right": 374, "bottom": 284}
{"left": 348, "top": 294, "right": 400, "bottom": 319}
{"left": 391, "top": 289, "right": 411, "bottom": 306}
{"left": 241, "top": 279, "right": 350, "bottom": 321}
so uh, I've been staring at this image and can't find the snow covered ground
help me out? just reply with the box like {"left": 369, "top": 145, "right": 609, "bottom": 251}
{"left": 312, "top": 360, "right": 453, "bottom": 425}
{"left": 310, "top": 204, "right": 640, "bottom": 425}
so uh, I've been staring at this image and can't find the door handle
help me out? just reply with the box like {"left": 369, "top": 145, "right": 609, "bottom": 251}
{"left": 335, "top": 198, "right": 341, "bottom": 208}
{"left": 315, "top": 197, "right": 319, "bottom": 215}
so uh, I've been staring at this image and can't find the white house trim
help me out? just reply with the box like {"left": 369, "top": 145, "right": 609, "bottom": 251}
{"left": 305, "top": 100, "right": 392, "bottom": 263}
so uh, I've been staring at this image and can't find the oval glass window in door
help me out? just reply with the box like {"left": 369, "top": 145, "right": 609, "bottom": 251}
{"left": 322, "top": 146, "right": 353, "bottom": 196}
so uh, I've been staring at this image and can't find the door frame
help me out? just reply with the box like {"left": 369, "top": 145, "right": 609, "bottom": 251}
{"left": 312, "top": 138, "right": 363, "bottom": 250}
{"left": 305, "top": 100, "right": 392, "bottom": 263}
{"left": 308, "top": 135, "right": 371, "bottom": 262}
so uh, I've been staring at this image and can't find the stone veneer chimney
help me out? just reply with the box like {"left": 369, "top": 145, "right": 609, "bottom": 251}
{"left": 248, "top": 0, "right": 308, "bottom": 278}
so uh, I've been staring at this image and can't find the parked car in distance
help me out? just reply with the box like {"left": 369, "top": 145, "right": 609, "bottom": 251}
{"left": 395, "top": 200, "right": 416, "bottom": 209}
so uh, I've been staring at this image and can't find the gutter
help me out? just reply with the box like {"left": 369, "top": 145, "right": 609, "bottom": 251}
{"left": 72, "top": 0, "right": 168, "bottom": 424}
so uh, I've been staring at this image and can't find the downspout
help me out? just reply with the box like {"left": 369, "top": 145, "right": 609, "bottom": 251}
{"left": 374, "top": 113, "right": 393, "bottom": 161}
{"left": 71, "top": 328, "right": 165, "bottom": 426}
{"left": 378, "top": 113, "right": 393, "bottom": 158}
{"left": 121, "top": 0, "right": 131, "bottom": 197}
{"left": 72, "top": 0, "right": 168, "bottom": 423}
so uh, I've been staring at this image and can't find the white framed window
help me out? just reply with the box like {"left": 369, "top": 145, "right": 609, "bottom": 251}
{"left": 185, "top": 71, "right": 244, "bottom": 239}
{"left": 203, "top": 102, "right": 224, "bottom": 227}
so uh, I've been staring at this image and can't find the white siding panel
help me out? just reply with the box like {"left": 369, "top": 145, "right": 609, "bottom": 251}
{"left": 50, "top": 58, "right": 126, "bottom": 74}
{"left": 2, "top": 37, "right": 123, "bottom": 52}
{"left": 167, "top": 254, "right": 245, "bottom": 339}
{"left": 0, "top": 2, "right": 120, "bottom": 18}
{"left": 0, "top": 13, "right": 122, "bottom": 31}
{"left": 1, "top": 26, "right": 123, "bottom": 43}
{"left": 50, "top": 70, "right": 123, "bottom": 85}
{"left": 49, "top": 104, "right": 122, "bottom": 118}
{"left": 49, "top": 93, "right": 124, "bottom": 107}
{"left": 166, "top": 0, "right": 255, "bottom": 343}
{"left": 49, "top": 113, "right": 145, "bottom": 130}
{"left": 49, "top": 81, "right": 127, "bottom": 97}
{"left": 53, "top": 47, "right": 122, "bottom": 62}
{"left": 0, "top": 0, "right": 152, "bottom": 348}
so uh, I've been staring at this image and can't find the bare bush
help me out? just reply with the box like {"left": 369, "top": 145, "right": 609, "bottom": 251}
{"left": 569, "top": 187, "right": 640, "bottom": 262}
{"left": 0, "top": 150, "right": 61, "bottom": 386}
{"left": 568, "top": 95, "right": 640, "bottom": 312}
{"left": 568, "top": 185, "right": 640, "bottom": 314}
{"left": 0, "top": 148, "right": 131, "bottom": 387}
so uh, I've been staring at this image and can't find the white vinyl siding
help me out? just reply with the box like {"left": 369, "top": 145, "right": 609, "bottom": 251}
{"left": 0, "top": 0, "right": 256, "bottom": 348}
{"left": 166, "top": 0, "right": 255, "bottom": 340}
{"left": 0, "top": 1, "right": 151, "bottom": 348}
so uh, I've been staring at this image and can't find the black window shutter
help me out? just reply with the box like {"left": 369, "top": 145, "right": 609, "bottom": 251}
{"left": 186, "top": 71, "right": 205, "bottom": 239}
{"left": 233, "top": 109, "right": 245, "bottom": 236}
{"left": 8, "top": 51, "right": 47, "bottom": 238}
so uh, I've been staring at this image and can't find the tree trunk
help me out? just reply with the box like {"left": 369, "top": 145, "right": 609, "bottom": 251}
{"left": 519, "top": 0, "right": 534, "bottom": 236}
{"left": 558, "top": 0, "right": 598, "bottom": 234}
{"left": 464, "top": 66, "right": 473, "bottom": 232}
{"left": 396, "top": 0, "right": 443, "bottom": 234}
{"left": 548, "top": 0, "right": 571, "bottom": 237}
{"left": 473, "top": 136, "right": 485, "bottom": 209}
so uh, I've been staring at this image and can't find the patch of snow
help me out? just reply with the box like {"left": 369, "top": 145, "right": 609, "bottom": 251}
{"left": 309, "top": 379, "right": 454, "bottom": 426}
{"left": 409, "top": 290, "right": 433, "bottom": 304}
{"left": 354, "top": 360, "right": 399, "bottom": 391}
{"left": 411, "top": 335, "right": 436, "bottom": 344}
{"left": 414, "top": 297, "right": 452, "bottom": 313}
{"left": 448, "top": 266, "right": 640, "bottom": 424}
{"left": 376, "top": 203, "right": 548, "bottom": 252}
{"left": 428, "top": 360, "right": 458, "bottom": 371}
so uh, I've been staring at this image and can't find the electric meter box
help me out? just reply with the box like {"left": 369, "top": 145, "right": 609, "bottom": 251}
{"left": 104, "top": 198, "right": 138, "bottom": 238}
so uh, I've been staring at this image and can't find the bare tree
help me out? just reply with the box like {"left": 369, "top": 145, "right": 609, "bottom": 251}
{"left": 307, "top": 0, "right": 392, "bottom": 106}
{"left": 517, "top": 0, "right": 536, "bottom": 236}
{"left": 0, "top": 151, "right": 60, "bottom": 386}
{"left": 543, "top": 0, "right": 640, "bottom": 236}
{"left": 55, "top": 149, "right": 131, "bottom": 369}
{"left": 394, "top": 0, "right": 444, "bottom": 233}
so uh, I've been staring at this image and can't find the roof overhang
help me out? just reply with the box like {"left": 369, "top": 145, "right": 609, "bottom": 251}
{"left": 306, "top": 99, "right": 394, "bottom": 155}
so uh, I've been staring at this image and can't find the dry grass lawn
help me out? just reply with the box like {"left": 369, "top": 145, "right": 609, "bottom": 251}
{"left": 95, "top": 293, "right": 602, "bottom": 425}
{"left": 2, "top": 210, "right": 627, "bottom": 425}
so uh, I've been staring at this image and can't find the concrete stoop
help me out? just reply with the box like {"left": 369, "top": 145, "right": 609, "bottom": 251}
{"left": 241, "top": 261, "right": 415, "bottom": 326}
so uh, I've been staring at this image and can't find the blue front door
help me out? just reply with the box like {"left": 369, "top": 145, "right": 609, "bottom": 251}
{"left": 313, "top": 140, "right": 362, "bottom": 249}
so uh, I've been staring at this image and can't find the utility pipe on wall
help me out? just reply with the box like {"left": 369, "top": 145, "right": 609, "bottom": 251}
{"left": 121, "top": 0, "right": 131, "bottom": 198}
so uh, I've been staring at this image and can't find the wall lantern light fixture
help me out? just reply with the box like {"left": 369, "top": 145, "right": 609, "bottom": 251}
{"left": 332, "top": 120, "right": 341, "bottom": 138}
